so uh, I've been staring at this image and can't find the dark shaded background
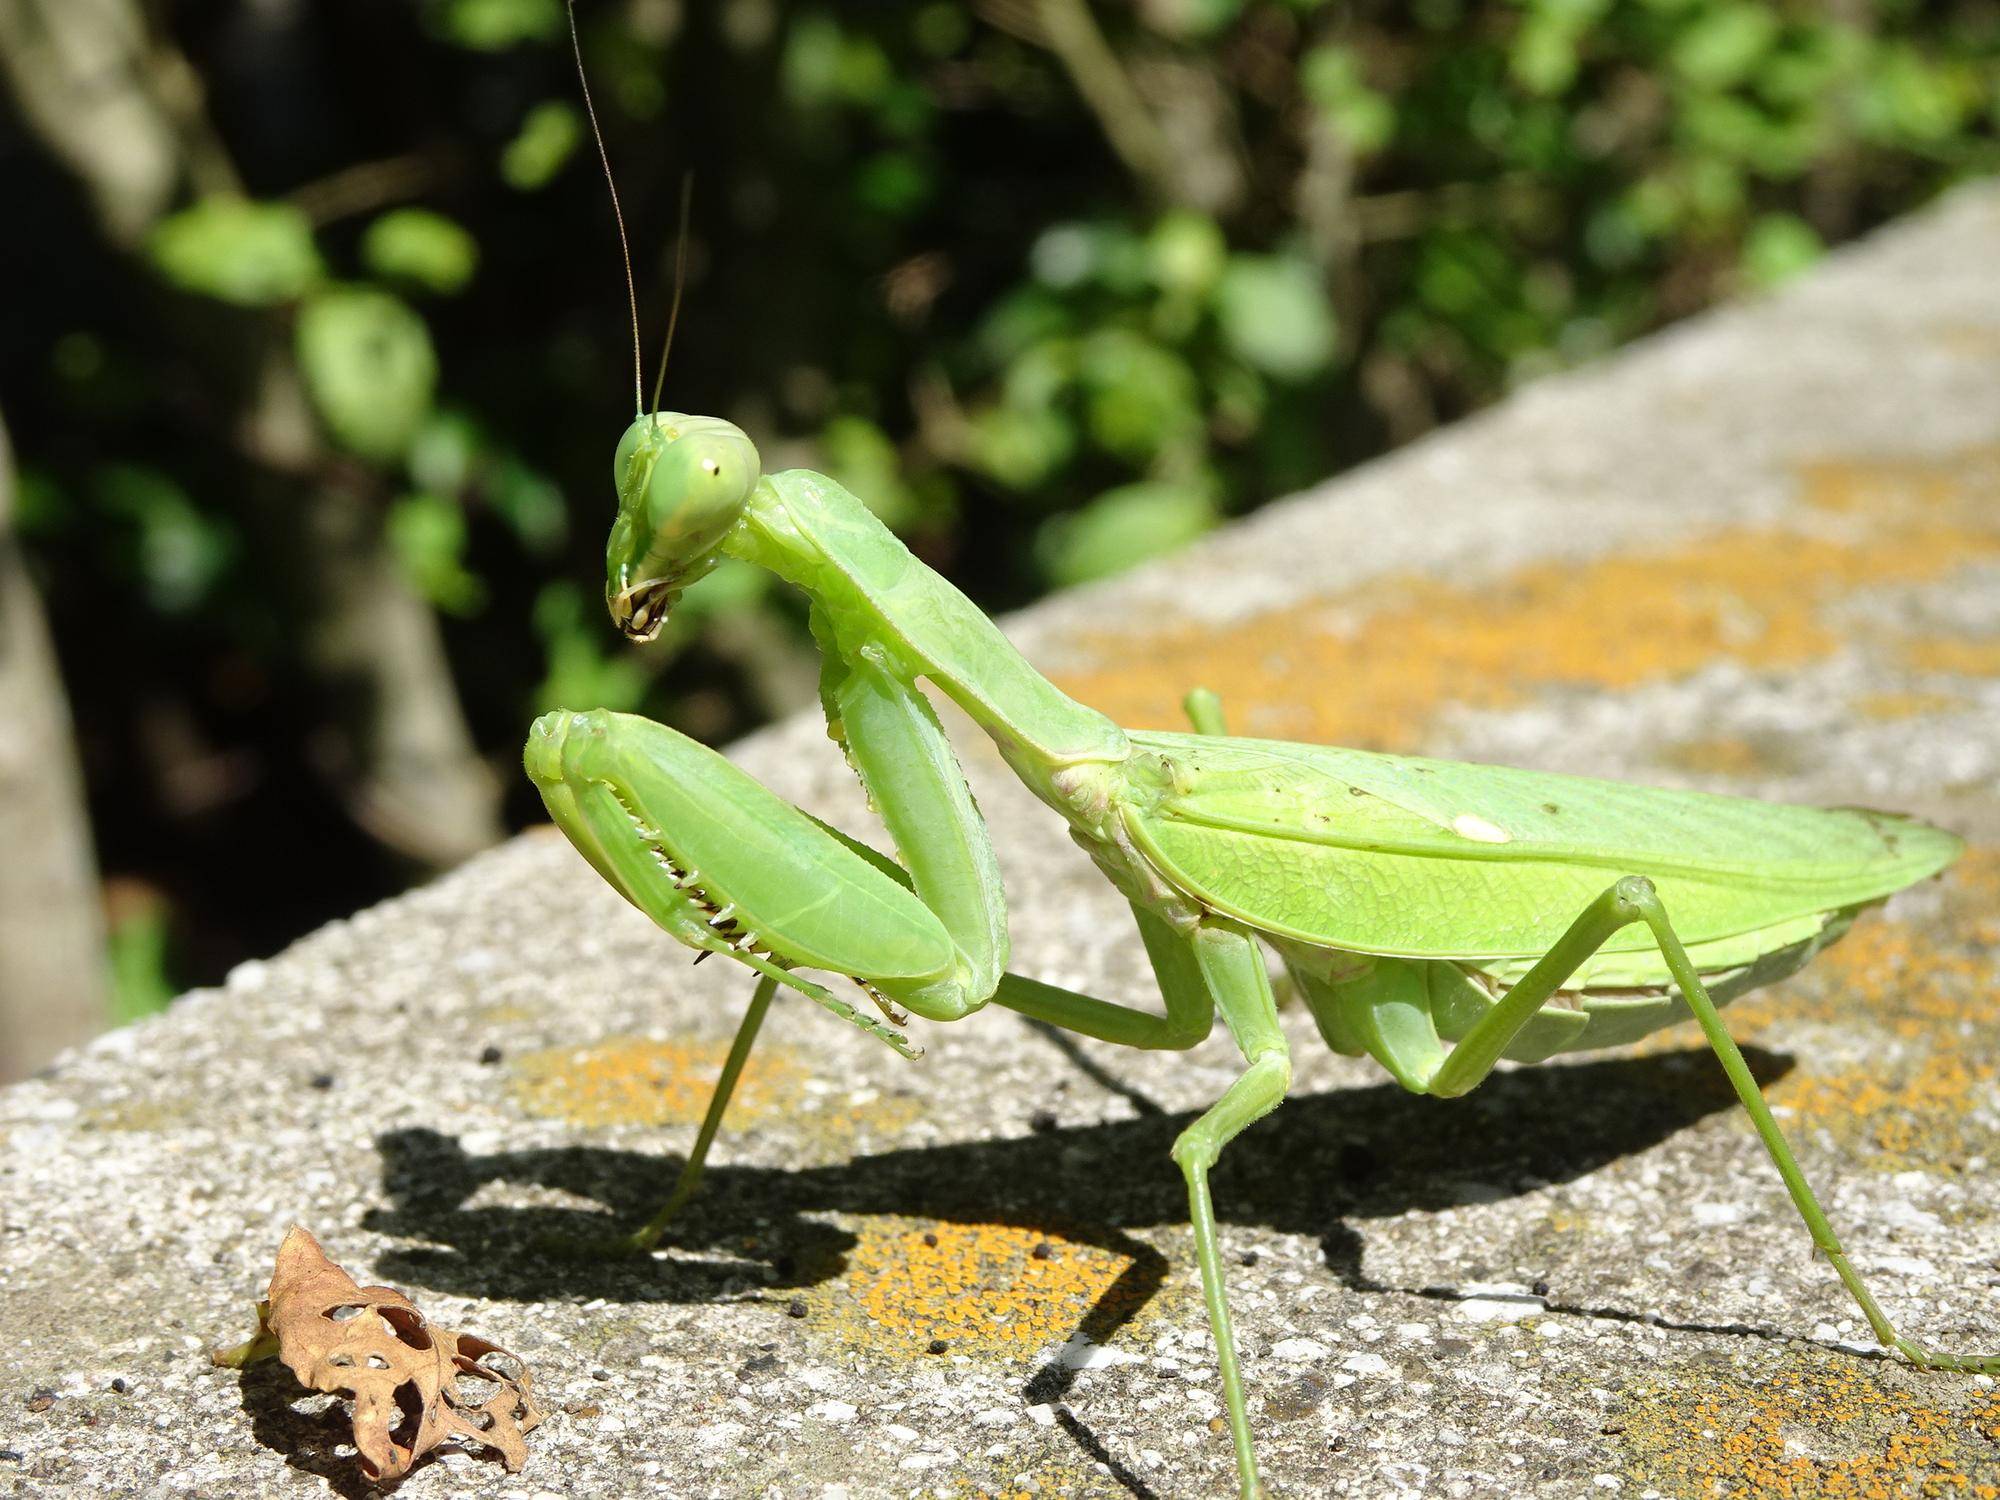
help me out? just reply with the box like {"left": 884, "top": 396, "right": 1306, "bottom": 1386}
{"left": 1, "top": 0, "right": 1994, "bottom": 1074}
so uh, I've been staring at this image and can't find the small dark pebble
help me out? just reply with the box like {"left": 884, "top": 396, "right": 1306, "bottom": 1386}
{"left": 591, "top": 1368, "right": 611, "bottom": 1382}
{"left": 109, "top": 1378, "right": 128, "bottom": 1395}
{"left": 926, "top": 1339, "right": 949, "bottom": 1355}
{"left": 1531, "top": 1279, "right": 1551, "bottom": 1298}
{"left": 478, "top": 1046, "right": 504, "bottom": 1066}
{"left": 0, "top": 1450, "right": 22, "bottom": 1462}
{"left": 1239, "top": 1250, "right": 1259, "bottom": 1267}
{"left": 1029, "top": 1110, "right": 1058, "bottom": 1134}
{"left": 786, "top": 1299, "right": 808, "bottom": 1319}
{"left": 308, "top": 1073, "right": 335, "bottom": 1091}
{"left": 922, "top": 1231, "right": 938, "bottom": 1248}
{"left": 1030, "top": 1242, "right": 1053, "bottom": 1261}
{"left": 25, "top": 1389, "right": 55, "bottom": 1413}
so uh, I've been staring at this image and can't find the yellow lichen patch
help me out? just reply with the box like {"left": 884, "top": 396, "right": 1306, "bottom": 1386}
{"left": 1725, "top": 849, "right": 2000, "bottom": 1171}
{"left": 81, "top": 1098, "right": 195, "bottom": 1133}
{"left": 510, "top": 1036, "right": 804, "bottom": 1127}
{"left": 936, "top": 1469, "right": 1109, "bottom": 1500}
{"left": 1619, "top": 1351, "right": 2000, "bottom": 1499}
{"left": 1853, "top": 691, "right": 1966, "bottom": 721}
{"left": 1795, "top": 452, "right": 1995, "bottom": 516}
{"left": 1054, "top": 449, "right": 2000, "bottom": 751}
{"left": 1903, "top": 639, "right": 2000, "bottom": 680}
{"left": 1662, "top": 735, "right": 1784, "bottom": 778}
{"left": 802, "top": 1217, "right": 1173, "bottom": 1359}
{"left": 1055, "top": 522, "right": 1999, "bottom": 752}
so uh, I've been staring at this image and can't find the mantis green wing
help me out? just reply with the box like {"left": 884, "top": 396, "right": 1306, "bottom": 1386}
{"left": 1126, "top": 731, "right": 1961, "bottom": 959}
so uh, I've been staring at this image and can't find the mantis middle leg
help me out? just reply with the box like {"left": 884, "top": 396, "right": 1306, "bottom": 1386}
{"left": 990, "top": 915, "right": 1290, "bottom": 1500}
{"left": 1369, "top": 876, "right": 1999, "bottom": 1374}
{"left": 604, "top": 973, "right": 778, "bottom": 1253}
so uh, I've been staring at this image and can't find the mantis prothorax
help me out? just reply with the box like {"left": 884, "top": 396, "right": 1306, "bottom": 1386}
{"left": 527, "top": 21, "right": 1993, "bottom": 1491}
{"left": 524, "top": 408, "right": 1995, "bottom": 1497}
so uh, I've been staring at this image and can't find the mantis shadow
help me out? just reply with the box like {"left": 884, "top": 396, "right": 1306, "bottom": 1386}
{"left": 365, "top": 1044, "right": 1783, "bottom": 1315}
{"left": 364, "top": 1046, "right": 1783, "bottom": 1498}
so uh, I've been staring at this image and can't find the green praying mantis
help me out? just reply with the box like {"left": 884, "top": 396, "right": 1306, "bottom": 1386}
{"left": 524, "top": 26, "right": 1994, "bottom": 1496}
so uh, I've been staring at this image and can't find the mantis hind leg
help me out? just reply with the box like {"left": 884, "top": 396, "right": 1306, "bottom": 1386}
{"left": 1621, "top": 884, "right": 1998, "bottom": 1374}
{"left": 1427, "top": 877, "right": 1999, "bottom": 1374}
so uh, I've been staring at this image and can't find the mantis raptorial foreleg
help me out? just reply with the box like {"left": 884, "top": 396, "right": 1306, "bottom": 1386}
{"left": 1344, "top": 876, "right": 2000, "bottom": 1376}
{"left": 815, "top": 613, "right": 1009, "bottom": 1007}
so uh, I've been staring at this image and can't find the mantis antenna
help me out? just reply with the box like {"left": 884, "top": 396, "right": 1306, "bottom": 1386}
{"left": 566, "top": 0, "right": 644, "bottom": 415}
{"left": 649, "top": 173, "right": 694, "bottom": 416}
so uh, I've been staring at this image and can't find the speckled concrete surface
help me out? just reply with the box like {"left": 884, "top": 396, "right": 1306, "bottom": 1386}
{"left": 4, "top": 187, "right": 1999, "bottom": 1500}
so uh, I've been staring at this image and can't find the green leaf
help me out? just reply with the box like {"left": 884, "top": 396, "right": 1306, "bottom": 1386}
{"left": 1300, "top": 46, "right": 1395, "bottom": 153}
{"left": 533, "top": 580, "right": 651, "bottom": 714}
{"left": 1142, "top": 0, "right": 1245, "bottom": 41}
{"left": 1671, "top": 4, "right": 1780, "bottom": 90}
{"left": 501, "top": 101, "right": 582, "bottom": 191}
{"left": 92, "top": 464, "right": 236, "bottom": 613}
{"left": 782, "top": 14, "right": 894, "bottom": 109}
{"left": 1147, "top": 212, "right": 1227, "bottom": 297}
{"left": 488, "top": 458, "right": 568, "bottom": 553}
{"left": 387, "top": 492, "right": 486, "bottom": 615}
{"left": 107, "top": 896, "right": 176, "bottom": 1025}
{"left": 1036, "top": 481, "right": 1218, "bottom": 588}
{"left": 148, "top": 198, "right": 324, "bottom": 307}
{"left": 1078, "top": 331, "right": 1203, "bottom": 462}
{"left": 855, "top": 151, "right": 934, "bottom": 217}
{"left": 1215, "top": 256, "right": 1337, "bottom": 380}
{"left": 820, "top": 415, "right": 920, "bottom": 529}
{"left": 425, "top": 0, "right": 561, "bottom": 50}
{"left": 296, "top": 288, "right": 439, "bottom": 463}
{"left": 968, "top": 404, "right": 1076, "bottom": 492}
{"left": 361, "top": 208, "right": 480, "bottom": 295}
{"left": 1739, "top": 213, "right": 1822, "bottom": 289}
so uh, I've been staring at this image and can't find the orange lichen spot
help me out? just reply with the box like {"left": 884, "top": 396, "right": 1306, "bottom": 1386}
{"left": 1054, "top": 448, "right": 2000, "bottom": 752}
{"left": 802, "top": 1217, "right": 1172, "bottom": 1359}
{"left": 1620, "top": 1351, "right": 2000, "bottom": 1498}
{"left": 510, "top": 1035, "right": 803, "bottom": 1127}
{"left": 1853, "top": 692, "right": 1967, "bottom": 721}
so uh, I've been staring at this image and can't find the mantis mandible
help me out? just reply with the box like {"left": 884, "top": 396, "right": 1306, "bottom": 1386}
{"left": 526, "top": 28, "right": 1994, "bottom": 1496}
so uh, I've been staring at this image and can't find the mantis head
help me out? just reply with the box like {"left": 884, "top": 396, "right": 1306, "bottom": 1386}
{"left": 605, "top": 411, "right": 761, "bottom": 640}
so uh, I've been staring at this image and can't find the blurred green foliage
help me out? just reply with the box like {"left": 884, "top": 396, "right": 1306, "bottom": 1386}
{"left": 3, "top": 0, "right": 1995, "bottom": 995}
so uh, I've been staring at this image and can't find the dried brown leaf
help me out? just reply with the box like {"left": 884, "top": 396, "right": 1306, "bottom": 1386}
{"left": 216, "top": 1226, "right": 544, "bottom": 1482}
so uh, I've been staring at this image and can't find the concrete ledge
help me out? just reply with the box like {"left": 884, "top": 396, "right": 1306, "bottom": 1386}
{"left": 4, "top": 185, "right": 1998, "bottom": 1498}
